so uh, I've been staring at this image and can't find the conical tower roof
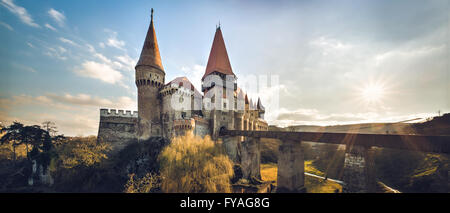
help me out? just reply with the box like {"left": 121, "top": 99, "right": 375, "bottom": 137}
{"left": 202, "top": 26, "right": 235, "bottom": 80}
{"left": 257, "top": 97, "right": 265, "bottom": 111}
{"left": 136, "top": 9, "right": 164, "bottom": 72}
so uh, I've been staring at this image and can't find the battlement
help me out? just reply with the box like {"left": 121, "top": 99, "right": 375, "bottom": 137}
{"left": 100, "top": 108, "right": 138, "bottom": 118}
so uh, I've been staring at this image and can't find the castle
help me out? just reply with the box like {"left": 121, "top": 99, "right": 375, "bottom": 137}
{"left": 97, "top": 9, "right": 268, "bottom": 153}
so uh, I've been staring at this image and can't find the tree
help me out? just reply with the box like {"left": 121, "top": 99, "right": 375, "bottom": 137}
{"left": 1, "top": 122, "right": 63, "bottom": 168}
{"left": 0, "top": 122, "right": 24, "bottom": 163}
{"left": 41, "top": 121, "right": 58, "bottom": 137}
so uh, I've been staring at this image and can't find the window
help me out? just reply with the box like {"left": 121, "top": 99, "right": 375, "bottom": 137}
{"left": 181, "top": 112, "right": 186, "bottom": 119}
{"left": 223, "top": 102, "right": 227, "bottom": 109}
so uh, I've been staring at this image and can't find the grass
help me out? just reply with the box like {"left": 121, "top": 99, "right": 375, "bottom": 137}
{"left": 260, "top": 163, "right": 278, "bottom": 182}
{"left": 260, "top": 163, "right": 342, "bottom": 193}
{"left": 305, "top": 160, "right": 325, "bottom": 176}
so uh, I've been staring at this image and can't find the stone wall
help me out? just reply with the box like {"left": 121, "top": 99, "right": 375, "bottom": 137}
{"left": 342, "top": 145, "right": 376, "bottom": 193}
{"left": 194, "top": 119, "right": 210, "bottom": 138}
{"left": 222, "top": 136, "right": 241, "bottom": 163}
{"left": 240, "top": 137, "right": 261, "bottom": 180}
{"left": 135, "top": 65, "right": 165, "bottom": 139}
{"left": 97, "top": 109, "right": 138, "bottom": 152}
{"left": 276, "top": 139, "right": 305, "bottom": 192}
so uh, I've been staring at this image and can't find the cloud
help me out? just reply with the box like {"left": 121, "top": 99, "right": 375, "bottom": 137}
{"left": 0, "top": 93, "right": 137, "bottom": 136}
{"left": 272, "top": 107, "right": 437, "bottom": 127}
{"left": 309, "top": 36, "right": 352, "bottom": 56}
{"left": 45, "top": 23, "right": 57, "bottom": 31}
{"left": 11, "top": 63, "right": 37, "bottom": 73}
{"left": 84, "top": 42, "right": 136, "bottom": 73}
{"left": 0, "top": 21, "right": 13, "bottom": 31}
{"left": 86, "top": 44, "right": 95, "bottom": 53}
{"left": 180, "top": 64, "right": 205, "bottom": 91}
{"left": 74, "top": 61, "right": 123, "bottom": 84}
{"left": 116, "top": 54, "right": 137, "bottom": 71}
{"left": 17, "top": 65, "right": 37, "bottom": 73}
{"left": 107, "top": 37, "right": 125, "bottom": 50}
{"left": 45, "top": 93, "right": 136, "bottom": 109}
{"left": 104, "top": 30, "right": 126, "bottom": 50}
{"left": 48, "top": 8, "right": 66, "bottom": 27}
{"left": 57, "top": 46, "right": 67, "bottom": 53}
{"left": 44, "top": 46, "right": 67, "bottom": 60}
{"left": 0, "top": 93, "right": 136, "bottom": 112}
{"left": 59, "top": 37, "right": 78, "bottom": 46}
{"left": 0, "top": 0, "right": 39, "bottom": 27}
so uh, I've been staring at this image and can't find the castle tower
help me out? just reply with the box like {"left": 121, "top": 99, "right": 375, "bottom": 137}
{"left": 202, "top": 26, "right": 237, "bottom": 139}
{"left": 135, "top": 9, "right": 165, "bottom": 140}
{"left": 257, "top": 97, "right": 265, "bottom": 120}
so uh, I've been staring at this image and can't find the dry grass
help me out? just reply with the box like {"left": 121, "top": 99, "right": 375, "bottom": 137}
{"left": 260, "top": 163, "right": 342, "bottom": 193}
{"left": 305, "top": 160, "right": 325, "bottom": 176}
{"left": 159, "top": 132, "right": 234, "bottom": 193}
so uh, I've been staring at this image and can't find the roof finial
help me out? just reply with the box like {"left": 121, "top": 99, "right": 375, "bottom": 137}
{"left": 216, "top": 21, "right": 221, "bottom": 30}
{"left": 151, "top": 8, "right": 154, "bottom": 20}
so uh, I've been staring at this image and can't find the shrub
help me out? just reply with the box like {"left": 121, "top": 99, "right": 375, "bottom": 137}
{"left": 55, "top": 136, "right": 110, "bottom": 169}
{"left": 124, "top": 173, "right": 161, "bottom": 193}
{"left": 159, "top": 132, "right": 234, "bottom": 193}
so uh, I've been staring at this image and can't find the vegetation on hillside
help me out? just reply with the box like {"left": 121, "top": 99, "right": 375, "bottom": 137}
{"left": 124, "top": 173, "right": 161, "bottom": 193}
{"left": 1, "top": 115, "right": 448, "bottom": 193}
{"left": 412, "top": 113, "right": 450, "bottom": 135}
{"left": 374, "top": 148, "right": 449, "bottom": 193}
{"left": 159, "top": 132, "right": 234, "bottom": 193}
{"left": 50, "top": 136, "right": 122, "bottom": 192}
{"left": 1, "top": 122, "right": 236, "bottom": 193}
{"left": 0, "top": 122, "right": 64, "bottom": 192}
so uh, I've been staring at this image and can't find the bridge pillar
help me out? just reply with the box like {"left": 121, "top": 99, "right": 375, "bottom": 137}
{"left": 277, "top": 139, "right": 306, "bottom": 193}
{"left": 240, "top": 137, "right": 261, "bottom": 180}
{"left": 342, "top": 145, "right": 376, "bottom": 193}
{"left": 222, "top": 135, "right": 241, "bottom": 163}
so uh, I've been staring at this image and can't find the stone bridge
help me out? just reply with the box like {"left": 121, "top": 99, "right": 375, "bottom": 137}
{"left": 219, "top": 129, "right": 450, "bottom": 193}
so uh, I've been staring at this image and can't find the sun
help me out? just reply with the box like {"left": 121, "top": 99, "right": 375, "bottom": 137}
{"left": 361, "top": 83, "right": 385, "bottom": 104}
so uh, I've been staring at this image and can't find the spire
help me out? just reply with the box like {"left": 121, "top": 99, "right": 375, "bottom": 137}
{"left": 257, "top": 97, "right": 265, "bottom": 111}
{"left": 202, "top": 26, "right": 235, "bottom": 80}
{"left": 136, "top": 8, "right": 164, "bottom": 72}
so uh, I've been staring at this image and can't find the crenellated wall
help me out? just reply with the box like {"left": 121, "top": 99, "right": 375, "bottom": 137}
{"left": 97, "top": 108, "right": 138, "bottom": 152}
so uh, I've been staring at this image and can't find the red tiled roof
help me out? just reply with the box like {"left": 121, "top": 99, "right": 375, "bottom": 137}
{"left": 166, "top": 76, "right": 202, "bottom": 97}
{"left": 202, "top": 27, "right": 235, "bottom": 80}
{"left": 136, "top": 9, "right": 164, "bottom": 71}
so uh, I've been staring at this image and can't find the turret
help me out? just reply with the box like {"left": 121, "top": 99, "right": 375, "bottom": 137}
{"left": 257, "top": 97, "right": 265, "bottom": 119}
{"left": 202, "top": 25, "right": 237, "bottom": 139}
{"left": 135, "top": 9, "right": 165, "bottom": 139}
{"left": 201, "top": 26, "right": 237, "bottom": 100}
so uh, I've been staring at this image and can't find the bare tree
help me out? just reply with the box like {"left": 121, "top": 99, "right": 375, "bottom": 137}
{"left": 42, "top": 121, "right": 58, "bottom": 137}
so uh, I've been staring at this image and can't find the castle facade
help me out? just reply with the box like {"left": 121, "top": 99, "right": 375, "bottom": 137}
{"left": 97, "top": 10, "right": 268, "bottom": 149}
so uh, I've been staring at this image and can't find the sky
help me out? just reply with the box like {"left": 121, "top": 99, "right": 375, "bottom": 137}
{"left": 0, "top": 0, "right": 449, "bottom": 136}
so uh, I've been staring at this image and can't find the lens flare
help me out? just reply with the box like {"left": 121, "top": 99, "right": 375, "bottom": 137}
{"left": 361, "top": 83, "right": 385, "bottom": 104}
